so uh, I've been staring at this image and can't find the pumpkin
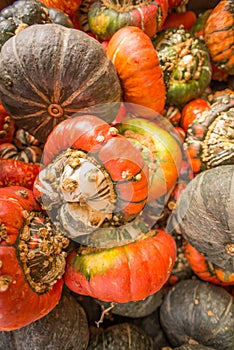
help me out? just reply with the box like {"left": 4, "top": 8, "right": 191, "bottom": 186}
{"left": 39, "top": 0, "right": 82, "bottom": 16}
{"left": 0, "top": 128, "right": 43, "bottom": 163}
{"left": 0, "top": 142, "right": 42, "bottom": 164}
{"left": 184, "top": 242, "right": 234, "bottom": 286}
{"left": 65, "top": 228, "right": 176, "bottom": 303}
{"left": 87, "top": 0, "right": 169, "bottom": 41}
{"left": 87, "top": 322, "right": 154, "bottom": 349}
{"left": 117, "top": 115, "right": 183, "bottom": 201}
{"left": 184, "top": 89, "right": 234, "bottom": 174}
{"left": 0, "top": 23, "right": 122, "bottom": 143}
{"left": 0, "top": 290, "right": 89, "bottom": 349}
{"left": 107, "top": 26, "right": 166, "bottom": 116}
{"left": 152, "top": 26, "right": 212, "bottom": 107}
{"left": 167, "top": 165, "right": 234, "bottom": 272}
{"left": 0, "top": 186, "right": 70, "bottom": 331}
{"left": 204, "top": 0, "right": 234, "bottom": 75}
{"left": 0, "top": 103, "right": 15, "bottom": 144}
{"left": 160, "top": 279, "right": 234, "bottom": 350}
{"left": 180, "top": 98, "right": 210, "bottom": 133}
{"left": 190, "top": 9, "right": 229, "bottom": 82}
{"left": 34, "top": 114, "right": 149, "bottom": 245}
{"left": 0, "top": 158, "right": 40, "bottom": 189}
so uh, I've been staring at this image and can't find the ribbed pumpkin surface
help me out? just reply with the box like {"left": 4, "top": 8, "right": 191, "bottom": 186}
{"left": 204, "top": 0, "right": 234, "bottom": 74}
{"left": 0, "top": 24, "right": 122, "bottom": 142}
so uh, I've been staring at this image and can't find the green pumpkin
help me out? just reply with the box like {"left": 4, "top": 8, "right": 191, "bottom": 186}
{"left": 88, "top": 0, "right": 169, "bottom": 41}
{"left": 152, "top": 27, "right": 212, "bottom": 107}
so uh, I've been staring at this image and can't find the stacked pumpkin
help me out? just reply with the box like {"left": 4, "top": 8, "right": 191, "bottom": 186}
{"left": 0, "top": 0, "right": 233, "bottom": 349}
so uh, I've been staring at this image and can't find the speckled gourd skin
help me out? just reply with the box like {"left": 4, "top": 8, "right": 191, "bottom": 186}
{"left": 160, "top": 279, "right": 234, "bottom": 350}
{"left": 167, "top": 165, "right": 234, "bottom": 272}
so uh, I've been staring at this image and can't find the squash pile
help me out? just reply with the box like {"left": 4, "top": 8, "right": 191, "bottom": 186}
{"left": 0, "top": 0, "right": 233, "bottom": 349}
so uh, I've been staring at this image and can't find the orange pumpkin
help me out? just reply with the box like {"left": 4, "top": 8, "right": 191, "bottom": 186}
{"left": 65, "top": 228, "right": 176, "bottom": 303}
{"left": 107, "top": 26, "right": 166, "bottom": 117}
{"left": 204, "top": 0, "right": 234, "bottom": 74}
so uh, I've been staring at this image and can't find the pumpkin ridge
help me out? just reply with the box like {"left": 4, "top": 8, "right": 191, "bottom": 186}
{"left": 121, "top": 245, "right": 133, "bottom": 298}
{"left": 52, "top": 27, "right": 69, "bottom": 103}
{"left": 110, "top": 35, "right": 128, "bottom": 66}
{"left": 11, "top": 34, "right": 50, "bottom": 105}
{"left": 62, "top": 55, "right": 114, "bottom": 107}
{"left": 0, "top": 87, "right": 46, "bottom": 109}
{"left": 31, "top": 113, "right": 57, "bottom": 135}
{"left": 123, "top": 242, "right": 151, "bottom": 300}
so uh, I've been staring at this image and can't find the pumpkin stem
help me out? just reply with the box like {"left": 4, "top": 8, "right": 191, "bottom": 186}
{"left": 48, "top": 103, "right": 64, "bottom": 118}
{"left": 95, "top": 302, "right": 115, "bottom": 327}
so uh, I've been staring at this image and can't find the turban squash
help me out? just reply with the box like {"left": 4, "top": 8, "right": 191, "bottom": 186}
{"left": 0, "top": 186, "right": 69, "bottom": 331}
{"left": 33, "top": 114, "right": 149, "bottom": 245}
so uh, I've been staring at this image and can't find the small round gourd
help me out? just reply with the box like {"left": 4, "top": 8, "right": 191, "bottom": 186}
{"left": 160, "top": 279, "right": 234, "bottom": 350}
{"left": 0, "top": 23, "right": 122, "bottom": 142}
